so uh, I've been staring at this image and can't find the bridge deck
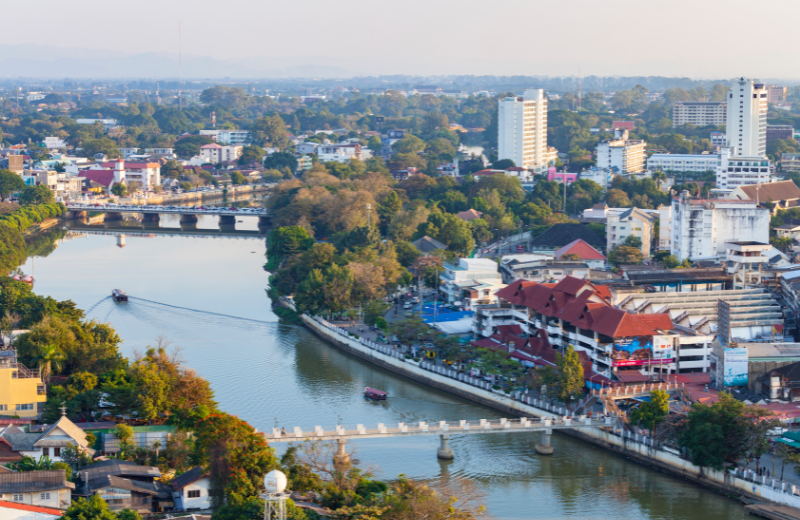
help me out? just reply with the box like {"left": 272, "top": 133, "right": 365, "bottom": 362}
{"left": 269, "top": 416, "right": 614, "bottom": 442}
{"left": 66, "top": 203, "right": 267, "bottom": 217}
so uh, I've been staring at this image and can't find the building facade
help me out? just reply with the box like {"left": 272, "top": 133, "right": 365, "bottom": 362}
{"left": 606, "top": 208, "right": 658, "bottom": 257}
{"left": 669, "top": 192, "right": 770, "bottom": 261}
{"left": 726, "top": 78, "right": 768, "bottom": 156}
{"left": 198, "top": 130, "right": 251, "bottom": 146}
{"left": 198, "top": 144, "right": 243, "bottom": 164}
{"left": 595, "top": 129, "right": 646, "bottom": 174}
{"left": 672, "top": 102, "right": 726, "bottom": 127}
{"left": 715, "top": 149, "right": 771, "bottom": 189}
{"left": 647, "top": 152, "right": 721, "bottom": 174}
{"left": 767, "top": 124, "right": 794, "bottom": 145}
{"left": 498, "top": 89, "right": 551, "bottom": 172}
{"left": 0, "top": 351, "right": 45, "bottom": 419}
{"left": 767, "top": 85, "right": 788, "bottom": 104}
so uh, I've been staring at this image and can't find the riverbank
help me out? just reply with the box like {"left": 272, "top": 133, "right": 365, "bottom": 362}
{"left": 286, "top": 300, "right": 800, "bottom": 511}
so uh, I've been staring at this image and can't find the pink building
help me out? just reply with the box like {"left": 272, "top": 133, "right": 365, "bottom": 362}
{"left": 547, "top": 172, "right": 577, "bottom": 184}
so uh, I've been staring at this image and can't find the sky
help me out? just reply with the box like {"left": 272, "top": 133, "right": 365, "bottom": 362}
{"left": 3, "top": 0, "right": 800, "bottom": 78}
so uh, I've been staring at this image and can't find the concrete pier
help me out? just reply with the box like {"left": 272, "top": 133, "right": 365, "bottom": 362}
{"left": 535, "top": 429, "right": 553, "bottom": 455}
{"left": 437, "top": 434, "right": 454, "bottom": 460}
{"left": 333, "top": 439, "right": 351, "bottom": 471}
{"left": 219, "top": 215, "right": 236, "bottom": 226}
{"left": 104, "top": 212, "right": 123, "bottom": 221}
{"left": 179, "top": 214, "right": 198, "bottom": 224}
{"left": 141, "top": 213, "right": 160, "bottom": 223}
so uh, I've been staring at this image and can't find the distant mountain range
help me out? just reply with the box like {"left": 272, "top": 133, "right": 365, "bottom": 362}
{"left": 0, "top": 44, "right": 365, "bottom": 79}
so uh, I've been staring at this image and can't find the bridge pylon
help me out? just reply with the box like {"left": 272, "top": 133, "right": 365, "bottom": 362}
{"left": 333, "top": 438, "right": 351, "bottom": 472}
{"left": 535, "top": 429, "right": 553, "bottom": 455}
{"left": 437, "top": 434, "right": 454, "bottom": 460}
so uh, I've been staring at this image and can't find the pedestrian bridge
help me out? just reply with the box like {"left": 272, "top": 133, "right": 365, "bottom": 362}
{"left": 64, "top": 202, "right": 269, "bottom": 229}
{"left": 269, "top": 416, "right": 616, "bottom": 458}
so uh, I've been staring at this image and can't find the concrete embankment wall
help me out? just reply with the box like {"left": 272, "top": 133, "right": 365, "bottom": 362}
{"left": 299, "top": 312, "right": 800, "bottom": 509}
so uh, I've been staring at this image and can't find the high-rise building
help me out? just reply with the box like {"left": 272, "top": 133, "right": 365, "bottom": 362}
{"left": 596, "top": 129, "right": 646, "bottom": 174}
{"left": 726, "top": 78, "right": 768, "bottom": 157}
{"left": 498, "top": 89, "right": 550, "bottom": 172}
{"left": 767, "top": 85, "right": 787, "bottom": 104}
{"left": 672, "top": 102, "right": 727, "bottom": 127}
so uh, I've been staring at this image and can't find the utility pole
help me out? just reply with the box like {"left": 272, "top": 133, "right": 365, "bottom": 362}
{"left": 366, "top": 203, "right": 371, "bottom": 229}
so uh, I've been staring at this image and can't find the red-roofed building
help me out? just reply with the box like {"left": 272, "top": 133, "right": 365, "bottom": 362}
{"left": 553, "top": 239, "right": 606, "bottom": 269}
{"left": 475, "top": 276, "right": 677, "bottom": 379}
{"left": 0, "top": 500, "right": 63, "bottom": 519}
{"left": 94, "top": 159, "right": 161, "bottom": 190}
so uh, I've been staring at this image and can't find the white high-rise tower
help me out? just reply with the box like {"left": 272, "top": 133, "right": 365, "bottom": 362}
{"left": 498, "top": 89, "right": 549, "bottom": 172}
{"left": 726, "top": 78, "right": 768, "bottom": 157}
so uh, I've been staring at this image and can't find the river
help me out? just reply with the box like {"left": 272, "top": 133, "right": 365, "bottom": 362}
{"left": 18, "top": 212, "right": 748, "bottom": 520}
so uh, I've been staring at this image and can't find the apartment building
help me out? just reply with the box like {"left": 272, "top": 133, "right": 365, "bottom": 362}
{"left": 767, "top": 85, "right": 788, "bottom": 104}
{"left": 199, "top": 129, "right": 251, "bottom": 146}
{"left": 595, "top": 129, "right": 646, "bottom": 174}
{"left": 0, "top": 350, "right": 45, "bottom": 419}
{"left": 669, "top": 191, "right": 770, "bottom": 261}
{"left": 672, "top": 101, "right": 726, "bottom": 127}
{"left": 607, "top": 208, "right": 658, "bottom": 257}
{"left": 317, "top": 143, "right": 361, "bottom": 163}
{"left": 498, "top": 89, "right": 552, "bottom": 172}
{"left": 710, "top": 131, "right": 727, "bottom": 148}
{"left": 726, "top": 78, "right": 768, "bottom": 156}
{"left": 782, "top": 153, "right": 800, "bottom": 172}
{"left": 100, "top": 160, "right": 161, "bottom": 189}
{"left": 647, "top": 152, "right": 721, "bottom": 174}
{"left": 440, "top": 258, "right": 506, "bottom": 309}
{"left": 715, "top": 148, "right": 772, "bottom": 189}
{"left": 199, "top": 143, "right": 243, "bottom": 164}
{"left": 767, "top": 124, "right": 794, "bottom": 145}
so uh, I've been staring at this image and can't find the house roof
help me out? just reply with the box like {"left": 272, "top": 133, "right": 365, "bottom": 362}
{"left": 0, "top": 470, "right": 69, "bottom": 494}
{"left": 554, "top": 239, "right": 606, "bottom": 261}
{"left": 171, "top": 466, "right": 208, "bottom": 490}
{"left": 736, "top": 180, "right": 800, "bottom": 203}
{"left": 0, "top": 500, "right": 63, "bottom": 516}
{"left": 411, "top": 235, "right": 447, "bottom": 253}
{"left": 86, "top": 475, "right": 160, "bottom": 495}
{"left": 82, "top": 459, "right": 160, "bottom": 481}
{"left": 81, "top": 169, "right": 116, "bottom": 187}
{"left": 200, "top": 143, "right": 223, "bottom": 149}
{"left": 456, "top": 209, "right": 483, "bottom": 221}
{"left": 617, "top": 207, "right": 658, "bottom": 223}
{"left": 530, "top": 224, "right": 605, "bottom": 249}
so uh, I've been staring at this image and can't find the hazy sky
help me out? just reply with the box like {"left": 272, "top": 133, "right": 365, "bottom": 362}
{"left": 4, "top": 0, "right": 800, "bottom": 78}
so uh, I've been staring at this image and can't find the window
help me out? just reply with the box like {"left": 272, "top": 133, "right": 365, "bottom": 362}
{"left": 40, "top": 493, "right": 50, "bottom": 500}
{"left": 187, "top": 490, "right": 201, "bottom": 498}
{"left": 0, "top": 405, "right": 6, "bottom": 411}
{"left": 13, "top": 494, "right": 23, "bottom": 502}
{"left": 53, "top": 447, "right": 60, "bottom": 457}
{"left": 15, "top": 404, "right": 33, "bottom": 411}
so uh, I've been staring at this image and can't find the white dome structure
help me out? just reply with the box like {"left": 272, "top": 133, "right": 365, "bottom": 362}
{"left": 263, "top": 470, "right": 288, "bottom": 494}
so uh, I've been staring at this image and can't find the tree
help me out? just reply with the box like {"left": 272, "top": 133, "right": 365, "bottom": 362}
{"left": 492, "top": 159, "right": 515, "bottom": 170}
{"left": 362, "top": 300, "right": 391, "bottom": 327}
{"left": 80, "top": 137, "right": 121, "bottom": 159}
{"left": 239, "top": 145, "right": 265, "bottom": 165}
{"left": 555, "top": 345, "right": 584, "bottom": 409}
{"left": 264, "top": 152, "right": 298, "bottom": 172}
{"left": 111, "top": 183, "right": 127, "bottom": 197}
{"left": 606, "top": 189, "right": 631, "bottom": 207}
{"left": 192, "top": 412, "right": 278, "bottom": 507}
{"left": 32, "top": 343, "right": 64, "bottom": 382}
{"left": 61, "top": 495, "right": 119, "bottom": 520}
{"left": 629, "top": 390, "right": 670, "bottom": 434}
{"left": 249, "top": 115, "right": 289, "bottom": 150}
{"left": 0, "top": 170, "right": 26, "bottom": 201}
{"left": 623, "top": 235, "right": 643, "bottom": 249}
{"left": 114, "top": 423, "right": 134, "bottom": 449}
{"left": 389, "top": 316, "right": 430, "bottom": 345}
{"left": 367, "top": 135, "right": 383, "bottom": 154}
{"left": 771, "top": 236, "right": 793, "bottom": 253}
{"left": 608, "top": 245, "right": 643, "bottom": 266}
{"left": 19, "top": 185, "right": 54, "bottom": 205}
{"left": 269, "top": 227, "right": 314, "bottom": 260}
{"left": 230, "top": 171, "right": 246, "bottom": 185}
{"left": 391, "top": 135, "right": 425, "bottom": 154}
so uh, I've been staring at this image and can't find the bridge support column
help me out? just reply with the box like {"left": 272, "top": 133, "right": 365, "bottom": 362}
{"left": 141, "top": 213, "right": 160, "bottom": 223}
{"left": 258, "top": 216, "right": 270, "bottom": 228}
{"left": 333, "top": 439, "right": 351, "bottom": 472}
{"left": 535, "top": 429, "right": 553, "bottom": 455}
{"left": 180, "top": 214, "right": 198, "bottom": 224}
{"left": 219, "top": 215, "right": 236, "bottom": 226}
{"left": 65, "top": 210, "right": 87, "bottom": 220}
{"left": 437, "top": 434, "right": 454, "bottom": 460}
{"left": 104, "top": 212, "right": 123, "bottom": 221}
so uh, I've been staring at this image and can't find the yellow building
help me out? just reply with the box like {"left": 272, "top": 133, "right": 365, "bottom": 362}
{"left": 0, "top": 352, "right": 46, "bottom": 418}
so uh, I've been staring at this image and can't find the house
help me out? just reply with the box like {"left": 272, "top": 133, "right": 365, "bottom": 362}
{"left": 99, "top": 160, "right": 160, "bottom": 190}
{"left": 317, "top": 143, "right": 361, "bottom": 163}
{"left": 0, "top": 470, "right": 73, "bottom": 510}
{"left": 171, "top": 466, "right": 210, "bottom": 511}
{"left": 411, "top": 236, "right": 447, "bottom": 254}
{"left": 0, "top": 500, "right": 63, "bottom": 520}
{"left": 440, "top": 259, "right": 505, "bottom": 309}
{"left": 727, "top": 180, "right": 800, "bottom": 212}
{"left": 607, "top": 207, "right": 658, "bottom": 257}
{"left": 76, "top": 460, "right": 168, "bottom": 512}
{"left": 529, "top": 224, "right": 605, "bottom": 254}
{"left": 198, "top": 144, "right": 242, "bottom": 165}
{"left": 0, "top": 350, "right": 46, "bottom": 421}
{"left": 0, "top": 416, "right": 95, "bottom": 463}
{"left": 455, "top": 209, "right": 483, "bottom": 222}
{"left": 553, "top": 239, "right": 607, "bottom": 269}
{"left": 775, "top": 221, "right": 800, "bottom": 239}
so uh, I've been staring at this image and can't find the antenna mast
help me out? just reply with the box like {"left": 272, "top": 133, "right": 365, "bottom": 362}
{"left": 178, "top": 21, "right": 182, "bottom": 111}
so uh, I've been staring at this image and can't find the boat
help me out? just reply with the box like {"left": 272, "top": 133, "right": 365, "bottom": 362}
{"left": 111, "top": 289, "right": 128, "bottom": 302}
{"left": 364, "top": 387, "right": 388, "bottom": 400}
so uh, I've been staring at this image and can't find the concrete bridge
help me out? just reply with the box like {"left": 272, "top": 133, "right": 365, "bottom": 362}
{"left": 64, "top": 202, "right": 269, "bottom": 229}
{"left": 64, "top": 221, "right": 267, "bottom": 239}
{"left": 268, "top": 416, "right": 616, "bottom": 459}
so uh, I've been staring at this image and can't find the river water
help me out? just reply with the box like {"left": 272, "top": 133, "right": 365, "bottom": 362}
{"left": 19, "top": 213, "right": 747, "bottom": 520}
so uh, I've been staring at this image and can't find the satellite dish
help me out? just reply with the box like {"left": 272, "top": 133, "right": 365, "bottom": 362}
{"left": 263, "top": 470, "right": 288, "bottom": 493}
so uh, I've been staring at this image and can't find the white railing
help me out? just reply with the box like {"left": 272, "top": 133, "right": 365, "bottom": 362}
{"left": 65, "top": 203, "right": 267, "bottom": 216}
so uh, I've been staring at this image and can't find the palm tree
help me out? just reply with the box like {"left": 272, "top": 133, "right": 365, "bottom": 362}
{"left": 34, "top": 343, "right": 65, "bottom": 382}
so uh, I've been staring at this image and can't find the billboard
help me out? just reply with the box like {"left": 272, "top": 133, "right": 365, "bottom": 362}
{"left": 723, "top": 348, "right": 748, "bottom": 387}
{"left": 612, "top": 335, "right": 674, "bottom": 367}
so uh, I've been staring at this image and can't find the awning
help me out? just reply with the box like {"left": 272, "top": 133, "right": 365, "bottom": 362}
{"left": 432, "top": 318, "right": 474, "bottom": 334}
{"left": 777, "top": 437, "right": 800, "bottom": 449}
{"left": 781, "top": 430, "right": 800, "bottom": 443}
